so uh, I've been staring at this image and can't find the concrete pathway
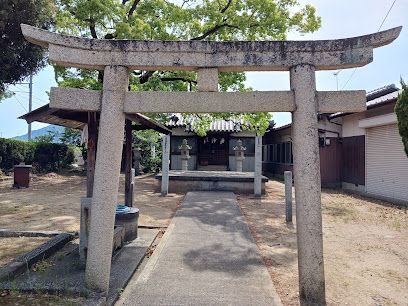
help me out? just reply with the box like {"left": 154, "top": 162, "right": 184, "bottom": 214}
{"left": 117, "top": 192, "right": 282, "bottom": 306}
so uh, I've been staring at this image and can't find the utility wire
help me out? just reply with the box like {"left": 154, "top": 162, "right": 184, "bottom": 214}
{"left": 338, "top": 0, "right": 397, "bottom": 90}
{"left": 12, "top": 95, "right": 28, "bottom": 112}
{"left": 14, "top": 92, "right": 42, "bottom": 108}
{"left": 377, "top": 0, "right": 397, "bottom": 32}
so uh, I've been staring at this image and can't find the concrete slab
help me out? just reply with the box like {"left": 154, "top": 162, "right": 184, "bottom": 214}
{"left": 156, "top": 170, "right": 268, "bottom": 194}
{"left": 117, "top": 191, "right": 282, "bottom": 306}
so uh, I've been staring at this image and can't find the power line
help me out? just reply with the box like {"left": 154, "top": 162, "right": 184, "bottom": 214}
{"left": 339, "top": 0, "right": 398, "bottom": 90}
{"left": 378, "top": 0, "right": 397, "bottom": 32}
{"left": 12, "top": 95, "right": 28, "bottom": 112}
{"left": 13, "top": 92, "right": 42, "bottom": 108}
{"left": 341, "top": 67, "right": 358, "bottom": 90}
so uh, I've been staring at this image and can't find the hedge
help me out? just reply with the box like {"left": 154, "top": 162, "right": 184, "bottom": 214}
{"left": 0, "top": 138, "right": 75, "bottom": 172}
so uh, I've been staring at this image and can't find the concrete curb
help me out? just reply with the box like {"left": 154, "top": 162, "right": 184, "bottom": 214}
{"left": 0, "top": 233, "right": 74, "bottom": 281}
{"left": 136, "top": 223, "right": 174, "bottom": 284}
{"left": 0, "top": 229, "right": 77, "bottom": 238}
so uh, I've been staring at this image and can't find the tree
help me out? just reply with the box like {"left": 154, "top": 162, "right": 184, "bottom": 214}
{"left": 54, "top": 0, "right": 321, "bottom": 135}
{"left": 60, "top": 127, "right": 82, "bottom": 147}
{"left": 34, "top": 129, "right": 59, "bottom": 143}
{"left": 0, "top": 0, "right": 54, "bottom": 100}
{"left": 133, "top": 129, "right": 162, "bottom": 172}
{"left": 60, "top": 127, "right": 87, "bottom": 160}
{"left": 395, "top": 79, "right": 408, "bottom": 157}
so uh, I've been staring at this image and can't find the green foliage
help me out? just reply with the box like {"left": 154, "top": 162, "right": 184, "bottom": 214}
{"left": 0, "top": 0, "right": 54, "bottom": 100}
{"left": 33, "top": 142, "right": 75, "bottom": 172}
{"left": 53, "top": 0, "right": 321, "bottom": 136}
{"left": 34, "top": 130, "right": 59, "bottom": 143}
{"left": 395, "top": 79, "right": 408, "bottom": 157}
{"left": 0, "top": 138, "right": 75, "bottom": 172}
{"left": 0, "top": 89, "right": 14, "bottom": 101}
{"left": 60, "top": 128, "right": 82, "bottom": 147}
{"left": 60, "top": 127, "right": 87, "bottom": 162}
{"left": 133, "top": 130, "right": 162, "bottom": 172}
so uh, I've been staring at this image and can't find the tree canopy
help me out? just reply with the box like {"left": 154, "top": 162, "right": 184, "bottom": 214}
{"left": 54, "top": 0, "right": 321, "bottom": 135}
{"left": 0, "top": 0, "right": 54, "bottom": 100}
{"left": 395, "top": 79, "right": 408, "bottom": 157}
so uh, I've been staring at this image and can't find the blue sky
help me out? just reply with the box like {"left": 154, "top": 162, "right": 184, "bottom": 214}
{"left": 0, "top": 0, "right": 407, "bottom": 137}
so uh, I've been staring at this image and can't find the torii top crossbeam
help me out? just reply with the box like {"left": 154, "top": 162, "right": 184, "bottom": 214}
{"left": 20, "top": 23, "right": 402, "bottom": 304}
{"left": 21, "top": 24, "right": 401, "bottom": 71}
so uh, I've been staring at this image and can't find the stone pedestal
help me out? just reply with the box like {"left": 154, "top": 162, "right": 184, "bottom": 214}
{"left": 233, "top": 139, "right": 246, "bottom": 172}
{"left": 181, "top": 158, "right": 188, "bottom": 171}
{"left": 115, "top": 207, "right": 139, "bottom": 242}
{"left": 85, "top": 66, "right": 129, "bottom": 294}
{"left": 290, "top": 64, "right": 326, "bottom": 305}
{"left": 179, "top": 139, "right": 192, "bottom": 171}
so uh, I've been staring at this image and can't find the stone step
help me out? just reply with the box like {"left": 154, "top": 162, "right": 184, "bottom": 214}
{"left": 197, "top": 165, "right": 227, "bottom": 171}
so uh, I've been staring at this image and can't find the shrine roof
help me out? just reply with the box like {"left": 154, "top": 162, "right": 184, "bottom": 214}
{"left": 19, "top": 104, "right": 172, "bottom": 134}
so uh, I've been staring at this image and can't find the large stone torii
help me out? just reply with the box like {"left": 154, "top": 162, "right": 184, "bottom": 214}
{"left": 21, "top": 24, "right": 401, "bottom": 305}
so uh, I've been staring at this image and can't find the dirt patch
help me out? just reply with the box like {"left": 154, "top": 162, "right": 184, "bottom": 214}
{"left": 0, "top": 174, "right": 183, "bottom": 233}
{"left": 237, "top": 180, "right": 408, "bottom": 306}
{"left": 0, "top": 237, "right": 50, "bottom": 268}
{"left": 0, "top": 173, "right": 182, "bottom": 304}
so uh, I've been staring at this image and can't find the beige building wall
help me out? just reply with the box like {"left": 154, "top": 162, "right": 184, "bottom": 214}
{"left": 341, "top": 113, "right": 365, "bottom": 137}
{"left": 341, "top": 102, "right": 397, "bottom": 138}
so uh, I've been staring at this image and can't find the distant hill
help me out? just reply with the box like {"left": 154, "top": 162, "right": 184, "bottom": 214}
{"left": 13, "top": 125, "right": 64, "bottom": 142}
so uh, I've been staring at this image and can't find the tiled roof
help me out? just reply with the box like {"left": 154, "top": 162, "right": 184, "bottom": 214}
{"left": 366, "top": 84, "right": 398, "bottom": 101}
{"left": 329, "top": 84, "right": 401, "bottom": 119}
{"left": 366, "top": 90, "right": 400, "bottom": 108}
{"left": 167, "top": 115, "right": 242, "bottom": 132}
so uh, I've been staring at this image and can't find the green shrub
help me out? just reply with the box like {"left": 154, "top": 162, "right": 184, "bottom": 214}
{"left": 141, "top": 155, "right": 162, "bottom": 173}
{"left": 395, "top": 79, "right": 408, "bottom": 157}
{"left": 0, "top": 138, "right": 75, "bottom": 172}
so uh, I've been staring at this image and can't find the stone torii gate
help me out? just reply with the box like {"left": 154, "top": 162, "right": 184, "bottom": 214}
{"left": 21, "top": 24, "right": 400, "bottom": 305}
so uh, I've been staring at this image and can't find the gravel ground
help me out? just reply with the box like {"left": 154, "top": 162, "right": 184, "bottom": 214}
{"left": 1, "top": 174, "right": 407, "bottom": 305}
{"left": 237, "top": 180, "right": 408, "bottom": 306}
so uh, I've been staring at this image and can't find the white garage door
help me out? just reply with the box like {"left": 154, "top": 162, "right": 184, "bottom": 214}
{"left": 366, "top": 124, "right": 408, "bottom": 202}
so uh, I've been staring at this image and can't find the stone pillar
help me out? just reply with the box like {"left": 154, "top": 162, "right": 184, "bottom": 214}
{"left": 284, "top": 171, "right": 293, "bottom": 223}
{"left": 85, "top": 66, "right": 128, "bottom": 294}
{"left": 254, "top": 136, "right": 262, "bottom": 197}
{"left": 197, "top": 68, "right": 218, "bottom": 92}
{"left": 161, "top": 134, "right": 170, "bottom": 196}
{"left": 290, "top": 64, "right": 326, "bottom": 305}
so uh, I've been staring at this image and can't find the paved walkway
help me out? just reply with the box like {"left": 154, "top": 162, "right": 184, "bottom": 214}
{"left": 117, "top": 192, "right": 282, "bottom": 306}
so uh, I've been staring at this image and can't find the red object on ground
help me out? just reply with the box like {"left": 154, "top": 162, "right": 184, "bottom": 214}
{"left": 13, "top": 165, "right": 32, "bottom": 188}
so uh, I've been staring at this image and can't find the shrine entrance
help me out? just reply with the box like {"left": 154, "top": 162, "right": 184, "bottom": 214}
{"left": 21, "top": 23, "right": 401, "bottom": 305}
{"left": 198, "top": 133, "right": 229, "bottom": 168}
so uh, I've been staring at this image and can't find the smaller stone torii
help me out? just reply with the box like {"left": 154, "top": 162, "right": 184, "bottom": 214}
{"left": 21, "top": 24, "right": 401, "bottom": 305}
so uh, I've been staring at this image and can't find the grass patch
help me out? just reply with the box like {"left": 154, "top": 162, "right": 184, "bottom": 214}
{"left": 32, "top": 259, "right": 54, "bottom": 272}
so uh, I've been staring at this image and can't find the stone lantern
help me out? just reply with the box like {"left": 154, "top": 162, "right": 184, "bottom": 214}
{"left": 233, "top": 139, "right": 247, "bottom": 172}
{"left": 178, "top": 139, "right": 192, "bottom": 171}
